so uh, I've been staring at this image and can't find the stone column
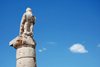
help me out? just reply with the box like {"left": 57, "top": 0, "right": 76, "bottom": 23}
{"left": 9, "top": 7, "right": 37, "bottom": 67}
{"left": 16, "top": 45, "right": 36, "bottom": 67}
{"left": 9, "top": 36, "right": 37, "bottom": 67}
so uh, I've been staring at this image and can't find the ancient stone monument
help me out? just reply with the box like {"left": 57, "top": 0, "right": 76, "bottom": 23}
{"left": 9, "top": 8, "right": 37, "bottom": 67}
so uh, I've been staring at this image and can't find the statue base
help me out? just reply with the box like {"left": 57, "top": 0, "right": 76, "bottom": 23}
{"left": 9, "top": 35, "right": 37, "bottom": 67}
{"left": 9, "top": 35, "right": 36, "bottom": 49}
{"left": 16, "top": 45, "right": 37, "bottom": 67}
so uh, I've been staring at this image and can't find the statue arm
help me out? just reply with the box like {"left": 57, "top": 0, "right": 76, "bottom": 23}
{"left": 30, "top": 22, "right": 33, "bottom": 31}
{"left": 30, "top": 15, "right": 36, "bottom": 37}
{"left": 32, "top": 15, "right": 36, "bottom": 25}
{"left": 20, "top": 13, "right": 26, "bottom": 35}
{"left": 34, "top": 17, "right": 36, "bottom": 24}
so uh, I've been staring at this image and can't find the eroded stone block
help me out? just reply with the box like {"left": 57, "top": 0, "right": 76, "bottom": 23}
{"left": 17, "top": 58, "right": 36, "bottom": 67}
{"left": 16, "top": 46, "right": 36, "bottom": 59}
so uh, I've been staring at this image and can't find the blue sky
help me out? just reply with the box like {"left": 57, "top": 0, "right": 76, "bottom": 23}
{"left": 0, "top": 0, "right": 100, "bottom": 67}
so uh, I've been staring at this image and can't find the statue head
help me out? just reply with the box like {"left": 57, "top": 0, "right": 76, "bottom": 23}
{"left": 26, "top": 7, "right": 32, "bottom": 12}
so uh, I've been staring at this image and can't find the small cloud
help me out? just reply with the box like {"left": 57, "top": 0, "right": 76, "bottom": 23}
{"left": 39, "top": 47, "right": 47, "bottom": 52}
{"left": 47, "top": 42, "right": 55, "bottom": 44}
{"left": 97, "top": 44, "right": 100, "bottom": 47}
{"left": 69, "top": 43, "right": 88, "bottom": 53}
{"left": 39, "top": 49, "right": 42, "bottom": 52}
{"left": 43, "top": 48, "right": 46, "bottom": 50}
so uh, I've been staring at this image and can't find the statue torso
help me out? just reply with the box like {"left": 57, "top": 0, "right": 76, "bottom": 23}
{"left": 25, "top": 12, "right": 34, "bottom": 23}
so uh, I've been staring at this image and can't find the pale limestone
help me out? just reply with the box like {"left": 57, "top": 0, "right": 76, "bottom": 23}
{"left": 17, "top": 58, "right": 36, "bottom": 67}
{"left": 9, "top": 8, "right": 37, "bottom": 67}
{"left": 16, "top": 46, "right": 36, "bottom": 59}
{"left": 9, "top": 36, "right": 36, "bottom": 49}
{"left": 20, "top": 7, "right": 36, "bottom": 37}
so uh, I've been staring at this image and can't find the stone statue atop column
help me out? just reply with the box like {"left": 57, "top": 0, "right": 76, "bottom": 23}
{"left": 9, "top": 8, "right": 37, "bottom": 67}
{"left": 20, "top": 8, "right": 36, "bottom": 37}
{"left": 10, "top": 7, "right": 36, "bottom": 48}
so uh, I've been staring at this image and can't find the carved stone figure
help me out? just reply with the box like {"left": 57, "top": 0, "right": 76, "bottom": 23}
{"left": 20, "top": 8, "right": 36, "bottom": 37}
{"left": 9, "top": 8, "right": 37, "bottom": 67}
{"left": 10, "top": 7, "right": 36, "bottom": 48}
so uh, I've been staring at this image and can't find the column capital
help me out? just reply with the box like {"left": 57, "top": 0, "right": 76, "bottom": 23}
{"left": 9, "top": 35, "right": 36, "bottom": 49}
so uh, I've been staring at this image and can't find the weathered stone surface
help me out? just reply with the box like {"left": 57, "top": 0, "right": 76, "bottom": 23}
{"left": 16, "top": 46, "right": 36, "bottom": 59}
{"left": 9, "top": 35, "right": 36, "bottom": 49}
{"left": 20, "top": 7, "right": 36, "bottom": 37}
{"left": 17, "top": 58, "right": 36, "bottom": 67}
{"left": 9, "top": 7, "right": 37, "bottom": 67}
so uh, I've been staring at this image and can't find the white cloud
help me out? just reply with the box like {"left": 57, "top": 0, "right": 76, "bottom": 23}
{"left": 39, "top": 47, "right": 47, "bottom": 52}
{"left": 39, "top": 49, "right": 42, "bottom": 52}
{"left": 97, "top": 44, "right": 100, "bottom": 47}
{"left": 69, "top": 43, "right": 88, "bottom": 53}
{"left": 43, "top": 48, "right": 46, "bottom": 50}
{"left": 47, "top": 42, "right": 55, "bottom": 44}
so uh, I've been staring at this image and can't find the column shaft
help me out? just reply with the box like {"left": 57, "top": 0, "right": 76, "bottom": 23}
{"left": 16, "top": 46, "right": 36, "bottom": 67}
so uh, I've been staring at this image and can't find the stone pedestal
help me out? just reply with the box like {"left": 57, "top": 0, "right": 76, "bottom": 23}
{"left": 16, "top": 45, "right": 36, "bottom": 67}
{"left": 9, "top": 36, "right": 37, "bottom": 67}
